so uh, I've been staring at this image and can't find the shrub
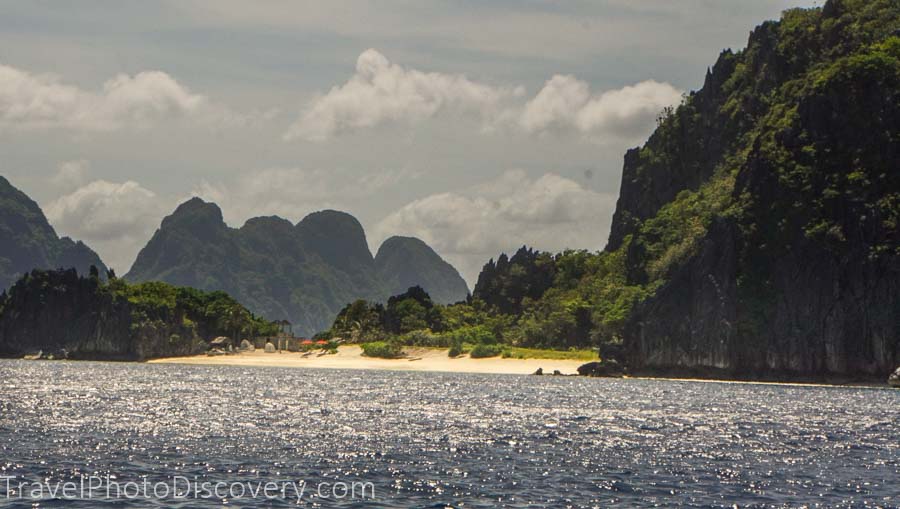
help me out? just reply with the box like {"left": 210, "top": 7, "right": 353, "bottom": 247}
{"left": 400, "top": 329, "right": 447, "bottom": 347}
{"left": 448, "top": 340, "right": 463, "bottom": 358}
{"left": 360, "top": 341, "right": 404, "bottom": 359}
{"left": 444, "top": 325, "right": 497, "bottom": 345}
{"left": 469, "top": 343, "right": 502, "bottom": 358}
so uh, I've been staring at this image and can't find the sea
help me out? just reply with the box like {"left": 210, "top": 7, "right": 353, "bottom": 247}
{"left": 0, "top": 359, "right": 897, "bottom": 508}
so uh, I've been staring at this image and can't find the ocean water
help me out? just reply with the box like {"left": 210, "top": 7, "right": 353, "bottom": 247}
{"left": 0, "top": 359, "right": 897, "bottom": 508}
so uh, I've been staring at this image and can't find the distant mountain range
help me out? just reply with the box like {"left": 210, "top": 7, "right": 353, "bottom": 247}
{"left": 0, "top": 176, "right": 107, "bottom": 290}
{"left": 0, "top": 179, "right": 468, "bottom": 335}
{"left": 124, "top": 198, "right": 468, "bottom": 335}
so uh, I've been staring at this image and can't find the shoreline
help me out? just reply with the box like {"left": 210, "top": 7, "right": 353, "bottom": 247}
{"left": 5, "top": 348, "right": 892, "bottom": 387}
{"left": 146, "top": 348, "right": 893, "bottom": 388}
{"left": 146, "top": 345, "right": 587, "bottom": 375}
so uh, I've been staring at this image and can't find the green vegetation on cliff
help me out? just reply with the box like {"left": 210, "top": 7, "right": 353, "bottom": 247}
{"left": 323, "top": 248, "right": 637, "bottom": 358}
{"left": 325, "top": 0, "right": 900, "bottom": 379}
{"left": 0, "top": 268, "right": 277, "bottom": 360}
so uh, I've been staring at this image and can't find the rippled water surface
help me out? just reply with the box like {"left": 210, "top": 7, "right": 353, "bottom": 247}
{"left": 0, "top": 359, "right": 898, "bottom": 508}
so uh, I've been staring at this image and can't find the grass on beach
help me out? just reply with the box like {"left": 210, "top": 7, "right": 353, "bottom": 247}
{"left": 500, "top": 346, "right": 599, "bottom": 361}
{"left": 358, "top": 341, "right": 599, "bottom": 362}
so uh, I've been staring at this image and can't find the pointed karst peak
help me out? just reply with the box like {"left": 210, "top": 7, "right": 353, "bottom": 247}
{"left": 161, "top": 197, "right": 225, "bottom": 231}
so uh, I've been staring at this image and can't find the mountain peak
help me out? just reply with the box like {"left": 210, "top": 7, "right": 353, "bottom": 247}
{"left": 0, "top": 175, "right": 107, "bottom": 289}
{"left": 127, "top": 201, "right": 468, "bottom": 335}
{"left": 296, "top": 209, "right": 375, "bottom": 272}
{"left": 376, "top": 235, "right": 469, "bottom": 304}
{"left": 161, "top": 197, "right": 226, "bottom": 232}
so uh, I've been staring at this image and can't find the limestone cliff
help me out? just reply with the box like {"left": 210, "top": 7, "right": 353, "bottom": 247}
{"left": 611, "top": 0, "right": 900, "bottom": 380}
{"left": 0, "top": 269, "right": 274, "bottom": 360}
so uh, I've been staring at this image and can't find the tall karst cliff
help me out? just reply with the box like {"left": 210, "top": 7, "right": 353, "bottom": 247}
{"left": 607, "top": 0, "right": 900, "bottom": 379}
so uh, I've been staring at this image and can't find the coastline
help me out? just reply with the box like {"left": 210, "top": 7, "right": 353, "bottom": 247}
{"left": 146, "top": 345, "right": 587, "bottom": 375}
{"left": 146, "top": 347, "right": 894, "bottom": 388}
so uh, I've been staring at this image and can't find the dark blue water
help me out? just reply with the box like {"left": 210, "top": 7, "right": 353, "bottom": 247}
{"left": 0, "top": 359, "right": 898, "bottom": 508}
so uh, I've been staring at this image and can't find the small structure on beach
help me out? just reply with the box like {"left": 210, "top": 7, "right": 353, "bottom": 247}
{"left": 209, "top": 336, "right": 231, "bottom": 349}
{"left": 274, "top": 320, "right": 293, "bottom": 351}
{"left": 264, "top": 342, "right": 277, "bottom": 353}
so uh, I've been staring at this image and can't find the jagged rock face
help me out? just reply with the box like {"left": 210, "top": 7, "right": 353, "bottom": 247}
{"left": 0, "top": 269, "right": 200, "bottom": 360}
{"left": 126, "top": 200, "right": 465, "bottom": 335}
{"left": 607, "top": 50, "right": 740, "bottom": 252}
{"left": 0, "top": 176, "right": 106, "bottom": 289}
{"left": 617, "top": 2, "right": 900, "bottom": 380}
{"left": 375, "top": 236, "right": 469, "bottom": 305}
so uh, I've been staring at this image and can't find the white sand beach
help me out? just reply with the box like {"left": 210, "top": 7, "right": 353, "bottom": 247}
{"left": 147, "top": 345, "right": 587, "bottom": 375}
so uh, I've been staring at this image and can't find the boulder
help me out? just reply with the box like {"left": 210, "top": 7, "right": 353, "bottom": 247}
{"left": 889, "top": 367, "right": 900, "bottom": 388}
{"left": 240, "top": 339, "right": 254, "bottom": 352}
{"left": 577, "top": 360, "right": 624, "bottom": 378}
{"left": 264, "top": 342, "right": 276, "bottom": 353}
{"left": 532, "top": 368, "right": 543, "bottom": 376}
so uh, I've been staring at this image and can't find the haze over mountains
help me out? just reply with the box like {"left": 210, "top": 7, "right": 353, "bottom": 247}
{"left": 124, "top": 198, "right": 469, "bottom": 335}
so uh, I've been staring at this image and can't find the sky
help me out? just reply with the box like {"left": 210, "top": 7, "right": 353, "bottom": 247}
{"left": 0, "top": 0, "right": 818, "bottom": 285}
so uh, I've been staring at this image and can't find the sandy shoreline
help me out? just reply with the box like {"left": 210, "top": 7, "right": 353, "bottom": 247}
{"left": 147, "top": 345, "right": 587, "bottom": 375}
{"left": 145, "top": 347, "right": 893, "bottom": 387}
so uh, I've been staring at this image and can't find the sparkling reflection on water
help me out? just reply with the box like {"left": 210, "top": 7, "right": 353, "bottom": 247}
{"left": 0, "top": 359, "right": 898, "bottom": 508}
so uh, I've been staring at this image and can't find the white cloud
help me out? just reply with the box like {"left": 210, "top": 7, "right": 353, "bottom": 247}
{"left": 285, "top": 50, "right": 680, "bottom": 144}
{"left": 45, "top": 180, "right": 171, "bottom": 272}
{"left": 373, "top": 169, "right": 616, "bottom": 285}
{"left": 0, "top": 63, "right": 244, "bottom": 131}
{"left": 49, "top": 159, "right": 90, "bottom": 190}
{"left": 284, "top": 49, "right": 522, "bottom": 142}
{"left": 520, "top": 75, "right": 682, "bottom": 140}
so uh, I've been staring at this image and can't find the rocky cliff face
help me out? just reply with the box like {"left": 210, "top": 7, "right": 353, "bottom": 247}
{"left": 0, "top": 269, "right": 202, "bottom": 360}
{"left": 612, "top": 0, "right": 900, "bottom": 380}
{"left": 0, "top": 176, "right": 107, "bottom": 290}
{"left": 126, "top": 199, "right": 467, "bottom": 335}
{"left": 376, "top": 236, "right": 469, "bottom": 304}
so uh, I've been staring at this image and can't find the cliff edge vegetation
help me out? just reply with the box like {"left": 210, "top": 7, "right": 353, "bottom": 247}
{"left": 324, "top": 0, "right": 900, "bottom": 382}
{"left": 0, "top": 268, "right": 277, "bottom": 360}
